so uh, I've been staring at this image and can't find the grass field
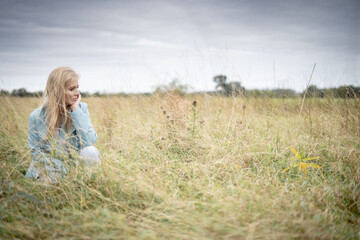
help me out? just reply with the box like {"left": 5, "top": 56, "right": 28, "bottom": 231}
{"left": 0, "top": 94, "right": 359, "bottom": 239}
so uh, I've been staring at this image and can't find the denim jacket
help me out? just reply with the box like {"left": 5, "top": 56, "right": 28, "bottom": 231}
{"left": 25, "top": 102, "right": 97, "bottom": 181}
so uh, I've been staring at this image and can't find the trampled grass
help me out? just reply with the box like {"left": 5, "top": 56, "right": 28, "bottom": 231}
{"left": 0, "top": 94, "right": 359, "bottom": 239}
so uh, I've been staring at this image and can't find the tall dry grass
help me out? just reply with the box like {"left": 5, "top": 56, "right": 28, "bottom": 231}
{"left": 0, "top": 94, "right": 359, "bottom": 239}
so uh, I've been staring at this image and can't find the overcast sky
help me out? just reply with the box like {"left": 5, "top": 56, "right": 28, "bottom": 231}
{"left": 0, "top": 0, "right": 359, "bottom": 93}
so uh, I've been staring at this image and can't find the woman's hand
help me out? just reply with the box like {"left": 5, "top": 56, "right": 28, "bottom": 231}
{"left": 70, "top": 93, "right": 81, "bottom": 111}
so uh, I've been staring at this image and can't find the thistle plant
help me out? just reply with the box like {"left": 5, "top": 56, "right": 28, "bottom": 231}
{"left": 188, "top": 100, "right": 198, "bottom": 137}
{"left": 283, "top": 146, "right": 322, "bottom": 175}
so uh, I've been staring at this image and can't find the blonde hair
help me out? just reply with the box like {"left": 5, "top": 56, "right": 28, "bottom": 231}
{"left": 41, "top": 66, "right": 78, "bottom": 138}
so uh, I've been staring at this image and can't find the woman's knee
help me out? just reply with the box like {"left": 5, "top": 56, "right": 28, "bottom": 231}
{"left": 80, "top": 146, "right": 101, "bottom": 166}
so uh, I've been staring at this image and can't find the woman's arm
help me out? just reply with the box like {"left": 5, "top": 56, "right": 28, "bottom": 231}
{"left": 26, "top": 109, "right": 48, "bottom": 179}
{"left": 28, "top": 109, "right": 48, "bottom": 160}
{"left": 70, "top": 102, "right": 98, "bottom": 147}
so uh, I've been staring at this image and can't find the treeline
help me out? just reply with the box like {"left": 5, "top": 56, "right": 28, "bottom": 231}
{"left": 1, "top": 85, "right": 359, "bottom": 98}
{"left": 302, "top": 85, "right": 360, "bottom": 98}
{"left": 0, "top": 88, "right": 128, "bottom": 98}
{"left": 243, "top": 85, "right": 360, "bottom": 98}
{"left": 211, "top": 75, "right": 359, "bottom": 98}
{"left": 1, "top": 88, "right": 43, "bottom": 97}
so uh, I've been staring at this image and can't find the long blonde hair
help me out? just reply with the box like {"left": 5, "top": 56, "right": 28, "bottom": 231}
{"left": 41, "top": 66, "right": 78, "bottom": 137}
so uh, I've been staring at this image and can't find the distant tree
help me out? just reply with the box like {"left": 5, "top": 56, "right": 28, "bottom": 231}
{"left": 154, "top": 78, "right": 188, "bottom": 96}
{"left": 0, "top": 89, "right": 9, "bottom": 96}
{"left": 213, "top": 75, "right": 244, "bottom": 96}
{"left": 306, "top": 85, "right": 319, "bottom": 97}
{"left": 227, "top": 82, "right": 245, "bottom": 96}
{"left": 93, "top": 91, "right": 102, "bottom": 97}
{"left": 271, "top": 89, "right": 296, "bottom": 98}
{"left": 12, "top": 88, "right": 29, "bottom": 97}
{"left": 337, "top": 86, "right": 349, "bottom": 98}
{"left": 338, "top": 85, "right": 360, "bottom": 98}
{"left": 322, "top": 88, "right": 334, "bottom": 98}
{"left": 299, "top": 85, "right": 360, "bottom": 98}
{"left": 34, "top": 91, "right": 43, "bottom": 97}
{"left": 81, "top": 92, "right": 90, "bottom": 97}
{"left": 265, "top": 90, "right": 273, "bottom": 98}
{"left": 213, "top": 75, "right": 227, "bottom": 90}
{"left": 8, "top": 88, "right": 43, "bottom": 97}
{"left": 249, "top": 89, "right": 261, "bottom": 98}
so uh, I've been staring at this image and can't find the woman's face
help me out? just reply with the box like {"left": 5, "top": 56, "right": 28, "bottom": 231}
{"left": 65, "top": 77, "right": 79, "bottom": 106}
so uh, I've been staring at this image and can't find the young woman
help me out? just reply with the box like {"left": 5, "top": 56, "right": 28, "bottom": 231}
{"left": 25, "top": 66, "right": 101, "bottom": 183}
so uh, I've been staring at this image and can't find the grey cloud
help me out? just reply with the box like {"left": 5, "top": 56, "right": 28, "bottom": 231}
{"left": 0, "top": 0, "right": 358, "bottom": 92}
{"left": 180, "top": 0, "right": 359, "bottom": 54}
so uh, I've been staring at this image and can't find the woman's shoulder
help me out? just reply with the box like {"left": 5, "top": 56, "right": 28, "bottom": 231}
{"left": 79, "top": 102, "right": 88, "bottom": 112}
{"left": 29, "top": 107, "right": 46, "bottom": 120}
{"left": 79, "top": 102, "right": 88, "bottom": 108}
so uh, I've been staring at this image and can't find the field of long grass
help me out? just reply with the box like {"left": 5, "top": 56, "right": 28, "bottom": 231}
{"left": 0, "top": 94, "right": 359, "bottom": 239}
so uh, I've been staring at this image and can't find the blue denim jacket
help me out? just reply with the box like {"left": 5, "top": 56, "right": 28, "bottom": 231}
{"left": 25, "top": 102, "right": 97, "bottom": 181}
